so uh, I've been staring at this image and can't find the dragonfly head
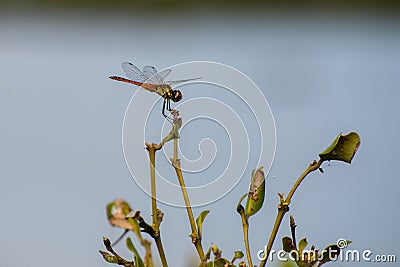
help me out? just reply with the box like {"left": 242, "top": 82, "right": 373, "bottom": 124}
{"left": 172, "top": 90, "right": 182, "bottom": 102}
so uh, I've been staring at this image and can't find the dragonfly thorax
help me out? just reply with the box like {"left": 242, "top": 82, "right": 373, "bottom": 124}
{"left": 161, "top": 85, "right": 182, "bottom": 102}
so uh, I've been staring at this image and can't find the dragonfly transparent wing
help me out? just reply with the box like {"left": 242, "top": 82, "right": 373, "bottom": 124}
{"left": 142, "top": 66, "right": 158, "bottom": 79}
{"left": 121, "top": 62, "right": 173, "bottom": 85}
{"left": 121, "top": 62, "right": 147, "bottom": 82}
{"left": 166, "top": 77, "right": 201, "bottom": 86}
{"left": 146, "top": 68, "right": 172, "bottom": 85}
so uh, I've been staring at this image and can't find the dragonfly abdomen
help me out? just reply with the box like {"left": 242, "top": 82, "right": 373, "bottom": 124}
{"left": 109, "top": 76, "right": 143, "bottom": 85}
{"left": 109, "top": 76, "right": 156, "bottom": 91}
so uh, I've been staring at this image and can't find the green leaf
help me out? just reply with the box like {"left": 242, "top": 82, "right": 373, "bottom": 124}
{"left": 214, "top": 258, "right": 230, "bottom": 267}
{"left": 282, "top": 236, "right": 294, "bottom": 252}
{"left": 245, "top": 167, "right": 265, "bottom": 217}
{"left": 319, "top": 132, "right": 361, "bottom": 163}
{"left": 205, "top": 260, "right": 237, "bottom": 267}
{"left": 106, "top": 199, "right": 133, "bottom": 230}
{"left": 99, "top": 251, "right": 118, "bottom": 263}
{"left": 205, "top": 246, "right": 212, "bottom": 261}
{"left": 106, "top": 202, "right": 114, "bottom": 219}
{"left": 196, "top": 210, "right": 210, "bottom": 240}
{"left": 280, "top": 262, "right": 297, "bottom": 267}
{"left": 298, "top": 238, "right": 308, "bottom": 255}
{"left": 161, "top": 118, "right": 182, "bottom": 144}
{"left": 126, "top": 237, "right": 145, "bottom": 267}
{"left": 211, "top": 244, "right": 219, "bottom": 254}
{"left": 319, "top": 244, "right": 341, "bottom": 265}
{"left": 106, "top": 199, "right": 142, "bottom": 241}
{"left": 233, "top": 250, "right": 244, "bottom": 259}
{"left": 211, "top": 244, "right": 222, "bottom": 259}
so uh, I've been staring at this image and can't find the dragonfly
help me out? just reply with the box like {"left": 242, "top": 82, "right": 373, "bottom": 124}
{"left": 109, "top": 62, "right": 199, "bottom": 118}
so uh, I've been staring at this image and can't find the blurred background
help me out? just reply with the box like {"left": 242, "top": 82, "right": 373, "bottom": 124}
{"left": 1, "top": 1, "right": 399, "bottom": 266}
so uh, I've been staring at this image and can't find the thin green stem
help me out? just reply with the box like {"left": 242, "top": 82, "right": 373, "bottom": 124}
{"left": 162, "top": 111, "right": 205, "bottom": 266}
{"left": 154, "top": 236, "right": 167, "bottom": 267}
{"left": 285, "top": 160, "right": 322, "bottom": 205}
{"left": 173, "top": 133, "right": 178, "bottom": 160}
{"left": 172, "top": 157, "right": 206, "bottom": 264}
{"left": 147, "top": 145, "right": 158, "bottom": 230}
{"left": 174, "top": 167, "right": 193, "bottom": 225}
{"left": 172, "top": 136, "right": 206, "bottom": 266}
{"left": 240, "top": 212, "right": 253, "bottom": 267}
{"left": 259, "top": 159, "right": 322, "bottom": 267}
{"left": 259, "top": 204, "right": 287, "bottom": 267}
{"left": 146, "top": 142, "right": 168, "bottom": 267}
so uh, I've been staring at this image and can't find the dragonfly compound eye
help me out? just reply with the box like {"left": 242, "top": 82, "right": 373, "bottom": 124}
{"left": 172, "top": 90, "right": 182, "bottom": 102}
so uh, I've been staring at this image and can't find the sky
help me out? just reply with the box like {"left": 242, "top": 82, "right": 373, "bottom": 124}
{"left": 0, "top": 4, "right": 399, "bottom": 267}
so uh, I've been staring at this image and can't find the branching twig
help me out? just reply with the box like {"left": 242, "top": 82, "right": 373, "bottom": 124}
{"left": 125, "top": 211, "right": 155, "bottom": 267}
{"left": 259, "top": 159, "right": 322, "bottom": 267}
{"left": 142, "top": 239, "right": 153, "bottom": 267}
{"left": 100, "top": 237, "right": 135, "bottom": 267}
{"left": 169, "top": 110, "right": 206, "bottom": 266}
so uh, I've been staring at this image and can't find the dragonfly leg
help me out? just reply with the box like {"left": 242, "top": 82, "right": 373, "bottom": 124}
{"left": 162, "top": 98, "right": 173, "bottom": 124}
{"left": 167, "top": 99, "right": 172, "bottom": 111}
{"left": 162, "top": 98, "right": 167, "bottom": 117}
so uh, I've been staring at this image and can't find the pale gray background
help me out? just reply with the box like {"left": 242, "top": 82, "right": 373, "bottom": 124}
{"left": 1, "top": 4, "right": 399, "bottom": 267}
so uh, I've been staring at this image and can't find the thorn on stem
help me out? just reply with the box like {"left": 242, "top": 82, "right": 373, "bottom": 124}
{"left": 290, "top": 215, "right": 297, "bottom": 229}
{"left": 278, "top": 193, "right": 285, "bottom": 203}
{"left": 189, "top": 233, "right": 198, "bottom": 244}
{"left": 156, "top": 209, "right": 164, "bottom": 225}
{"left": 103, "top": 237, "right": 112, "bottom": 248}
{"left": 290, "top": 215, "right": 297, "bottom": 250}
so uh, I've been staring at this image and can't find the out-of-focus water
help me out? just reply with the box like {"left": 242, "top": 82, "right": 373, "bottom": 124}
{"left": 0, "top": 8, "right": 399, "bottom": 267}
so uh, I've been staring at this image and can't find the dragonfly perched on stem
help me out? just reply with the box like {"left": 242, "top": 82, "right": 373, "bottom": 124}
{"left": 110, "top": 62, "right": 199, "bottom": 120}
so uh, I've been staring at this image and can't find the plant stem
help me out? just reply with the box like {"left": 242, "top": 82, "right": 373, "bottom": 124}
{"left": 142, "top": 239, "right": 154, "bottom": 267}
{"left": 285, "top": 160, "right": 322, "bottom": 205}
{"left": 154, "top": 237, "right": 167, "bottom": 267}
{"left": 146, "top": 142, "right": 168, "bottom": 267}
{"left": 173, "top": 132, "right": 178, "bottom": 160}
{"left": 240, "top": 212, "right": 253, "bottom": 267}
{"left": 101, "top": 237, "right": 135, "bottom": 267}
{"left": 259, "top": 204, "right": 286, "bottom": 267}
{"left": 164, "top": 111, "right": 205, "bottom": 265}
{"left": 259, "top": 159, "right": 322, "bottom": 267}
{"left": 147, "top": 145, "right": 158, "bottom": 230}
{"left": 172, "top": 136, "right": 206, "bottom": 266}
{"left": 172, "top": 158, "right": 206, "bottom": 264}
